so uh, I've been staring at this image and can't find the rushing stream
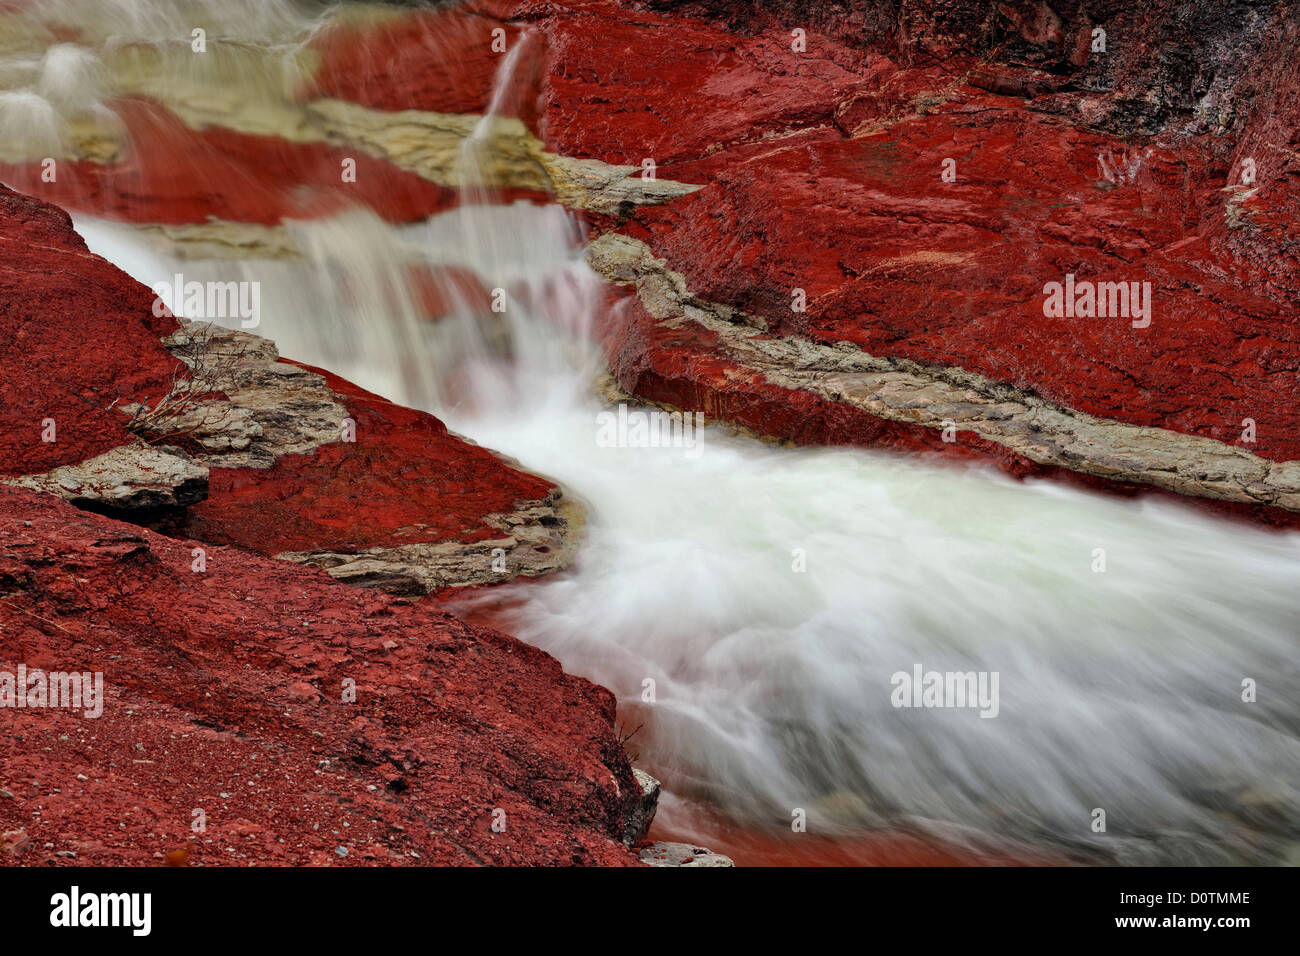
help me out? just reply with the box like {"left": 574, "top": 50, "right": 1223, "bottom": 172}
{"left": 4, "top": 0, "right": 1299, "bottom": 865}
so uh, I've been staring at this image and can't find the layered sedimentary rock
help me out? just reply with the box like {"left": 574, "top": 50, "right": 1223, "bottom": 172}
{"left": 527, "top": 0, "right": 1300, "bottom": 524}
{"left": 171, "top": 345, "right": 580, "bottom": 596}
{"left": 4, "top": 0, "right": 1297, "bottom": 869}
{"left": 18, "top": 0, "right": 1279, "bottom": 521}
{"left": 588, "top": 232, "right": 1300, "bottom": 517}
{"left": 0, "top": 184, "right": 579, "bottom": 590}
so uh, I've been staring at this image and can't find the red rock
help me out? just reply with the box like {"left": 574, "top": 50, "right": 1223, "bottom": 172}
{"left": 647, "top": 1, "right": 1287, "bottom": 143}
{"left": 601, "top": 291, "right": 1300, "bottom": 529}
{"left": 1, "top": 179, "right": 569, "bottom": 565}
{"left": 174, "top": 363, "right": 557, "bottom": 556}
{"left": 0, "top": 184, "right": 179, "bottom": 476}
{"left": 0, "top": 484, "right": 641, "bottom": 866}
{"left": 617, "top": 93, "right": 1300, "bottom": 464}
{"left": 0, "top": 99, "right": 456, "bottom": 226}
{"left": 528, "top": 0, "right": 878, "bottom": 176}
{"left": 306, "top": 0, "right": 880, "bottom": 177}
{"left": 5, "top": 0, "right": 1299, "bottom": 871}
{"left": 302, "top": 6, "right": 531, "bottom": 122}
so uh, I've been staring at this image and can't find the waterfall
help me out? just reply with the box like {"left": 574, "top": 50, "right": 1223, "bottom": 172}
{"left": 4, "top": 0, "right": 1299, "bottom": 865}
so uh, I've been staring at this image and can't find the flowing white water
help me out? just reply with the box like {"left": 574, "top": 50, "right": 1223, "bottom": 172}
{"left": 12, "top": 0, "right": 1298, "bottom": 865}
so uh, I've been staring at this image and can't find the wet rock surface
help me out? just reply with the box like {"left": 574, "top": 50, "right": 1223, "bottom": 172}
{"left": 639, "top": 841, "right": 735, "bottom": 867}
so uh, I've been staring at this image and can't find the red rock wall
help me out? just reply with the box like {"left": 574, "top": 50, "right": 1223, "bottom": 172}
{"left": 646, "top": 0, "right": 1300, "bottom": 141}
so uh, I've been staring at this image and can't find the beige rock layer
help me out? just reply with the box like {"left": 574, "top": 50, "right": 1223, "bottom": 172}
{"left": 116, "top": 322, "right": 347, "bottom": 471}
{"left": 277, "top": 493, "right": 584, "bottom": 597}
{"left": 3, "top": 443, "right": 207, "bottom": 510}
{"left": 587, "top": 233, "right": 1300, "bottom": 514}
{"left": 8, "top": 320, "right": 579, "bottom": 589}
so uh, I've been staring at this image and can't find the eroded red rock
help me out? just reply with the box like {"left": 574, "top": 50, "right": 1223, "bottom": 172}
{"left": 175, "top": 363, "right": 557, "bottom": 555}
{"left": 303, "top": 5, "right": 531, "bottom": 122}
{"left": 7, "top": 0, "right": 1300, "bottom": 869}
{"left": 0, "top": 99, "right": 456, "bottom": 226}
{"left": 526, "top": 0, "right": 877, "bottom": 175}
{"left": 0, "top": 485, "right": 640, "bottom": 866}
{"left": 602, "top": 293, "right": 1300, "bottom": 529}
{"left": 0, "top": 184, "right": 179, "bottom": 475}
{"left": 618, "top": 95, "right": 1300, "bottom": 461}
